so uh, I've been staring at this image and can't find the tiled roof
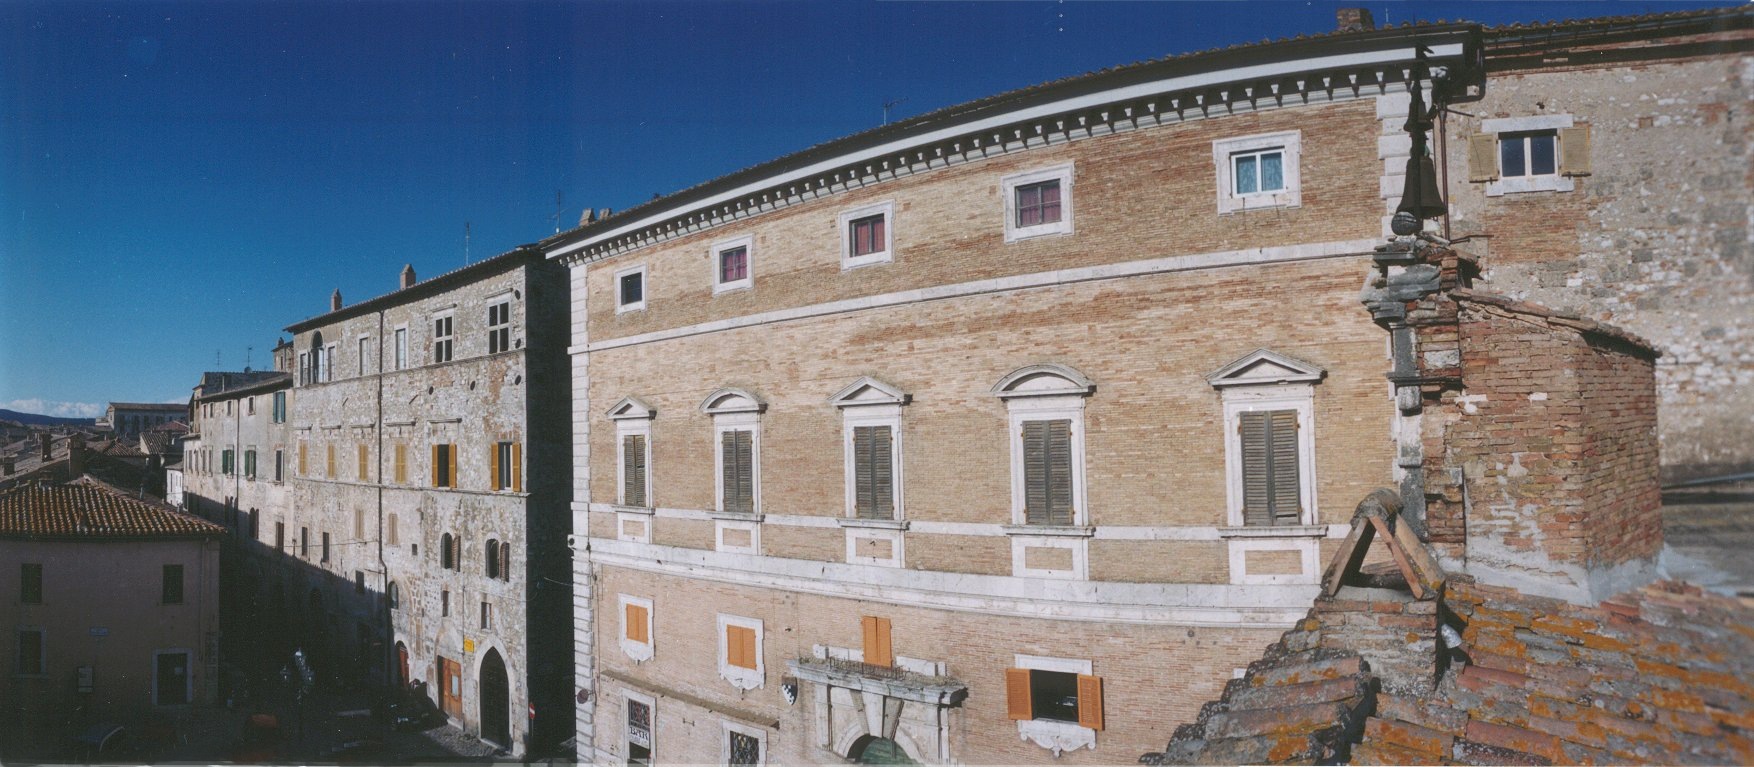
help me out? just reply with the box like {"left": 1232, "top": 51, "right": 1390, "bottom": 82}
{"left": 107, "top": 402, "right": 188, "bottom": 411}
{"left": 195, "top": 370, "right": 289, "bottom": 398}
{"left": 0, "top": 478, "right": 224, "bottom": 540}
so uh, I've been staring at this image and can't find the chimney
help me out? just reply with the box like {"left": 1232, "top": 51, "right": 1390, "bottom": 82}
{"left": 3, "top": 455, "right": 14, "bottom": 475}
{"left": 38, "top": 432, "right": 51, "bottom": 460}
{"left": 401, "top": 264, "right": 417, "bottom": 290}
{"left": 67, "top": 434, "right": 85, "bottom": 477}
{"left": 331, "top": 289, "right": 343, "bottom": 312}
{"left": 1336, "top": 8, "right": 1374, "bottom": 32}
{"left": 600, "top": 207, "right": 612, "bottom": 221}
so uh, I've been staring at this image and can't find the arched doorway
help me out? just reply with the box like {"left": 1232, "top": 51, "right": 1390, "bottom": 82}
{"left": 479, "top": 648, "right": 510, "bottom": 747}
{"left": 850, "top": 736, "right": 919, "bottom": 765}
{"left": 395, "top": 642, "right": 410, "bottom": 688}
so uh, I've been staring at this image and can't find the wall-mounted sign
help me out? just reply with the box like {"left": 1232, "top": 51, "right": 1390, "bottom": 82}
{"left": 463, "top": 639, "right": 475, "bottom": 653}
{"left": 77, "top": 666, "right": 95, "bottom": 693}
{"left": 88, "top": 627, "right": 109, "bottom": 637}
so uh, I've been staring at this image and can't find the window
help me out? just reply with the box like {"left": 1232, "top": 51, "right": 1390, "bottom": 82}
{"left": 274, "top": 449, "right": 284, "bottom": 482}
{"left": 298, "top": 442, "right": 308, "bottom": 476}
{"left": 724, "top": 723, "right": 766, "bottom": 767}
{"left": 387, "top": 581, "right": 400, "bottom": 610}
{"left": 245, "top": 449, "right": 257, "bottom": 479}
{"left": 1006, "top": 655, "right": 1103, "bottom": 753}
{"left": 20, "top": 563, "right": 42, "bottom": 604}
{"left": 1214, "top": 131, "right": 1302, "bottom": 214}
{"left": 441, "top": 589, "right": 450, "bottom": 617}
{"left": 609, "top": 397, "right": 656, "bottom": 509}
{"left": 1002, "top": 164, "right": 1074, "bottom": 242}
{"left": 498, "top": 541, "right": 511, "bottom": 581}
{"left": 16, "top": 628, "right": 44, "bottom": 675}
{"left": 717, "top": 614, "right": 763, "bottom": 690}
{"left": 625, "top": 694, "right": 654, "bottom": 766}
{"left": 247, "top": 397, "right": 255, "bottom": 415}
{"left": 490, "top": 441, "right": 521, "bottom": 492}
{"left": 387, "top": 514, "right": 399, "bottom": 546}
{"left": 432, "top": 443, "right": 457, "bottom": 488}
{"left": 358, "top": 336, "right": 371, "bottom": 375}
{"left": 394, "top": 327, "right": 407, "bottom": 370}
{"left": 432, "top": 315, "right": 454, "bottom": 363}
{"left": 249, "top": 509, "right": 260, "bottom": 540}
{"left": 832, "top": 377, "right": 906, "bottom": 523}
{"left": 1473, "top": 115, "right": 1588, "bottom": 196}
{"left": 488, "top": 298, "right": 511, "bottom": 354}
{"left": 326, "top": 444, "right": 335, "bottom": 478}
{"left": 1238, "top": 410, "right": 1301, "bottom": 526}
{"left": 394, "top": 444, "right": 407, "bottom": 484}
{"left": 440, "top": 533, "right": 455, "bottom": 570}
{"left": 162, "top": 564, "right": 184, "bottom": 604}
{"left": 355, "top": 570, "right": 366, "bottom": 595}
{"left": 1207, "top": 349, "right": 1322, "bottom": 529}
{"left": 357, "top": 444, "right": 368, "bottom": 481}
{"left": 276, "top": 522, "right": 285, "bottom": 551}
{"left": 323, "top": 344, "right": 336, "bottom": 381}
{"left": 615, "top": 264, "right": 647, "bottom": 313}
{"left": 354, "top": 508, "right": 365, "bottom": 540}
{"left": 720, "top": 430, "right": 755, "bottom": 514}
{"left": 994, "top": 365, "right": 1092, "bottom": 528}
{"left": 840, "top": 201, "right": 895, "bottom": 269}
{"left": 322, "top": 532, "right": 331, "bottom": 563}
{"left": 485, "top": 538, "right": 501, "bottom": 579}
{"left": 222, "top": 449, "right": 234, "bottom": 476}
{"left": 1020, "top": 420, "right": 1074, "bottom": 525}
{"left": 712, "top": 236, "right": 753, "bottom": 294}
{"left": 298, "top": 353, "right": 308, "bottom": 384}
{"left": 479, "top": 601, "right": 491, "bottom": 629}
{"left": 620, "top": 594, "right": 654, "bottom": 662}
{"left": 300, "top": 527, "right": 309, "bottom": 557}
{"left": 861, "top": 615, "right": 893, "bottom": 668}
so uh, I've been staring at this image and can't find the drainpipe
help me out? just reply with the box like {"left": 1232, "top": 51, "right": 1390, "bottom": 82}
{"left": 377, "top": 309, "right": 391, "bottom": 691}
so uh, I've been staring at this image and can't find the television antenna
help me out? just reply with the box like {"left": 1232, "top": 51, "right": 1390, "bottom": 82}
{"left": 882, "top": 97, "right": 908, "bottom": 126}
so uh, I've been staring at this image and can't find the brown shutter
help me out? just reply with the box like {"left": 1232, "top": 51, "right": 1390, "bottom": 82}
{"left": 512, "top": 442, "right": 522, "bottom": 492}
{"left": 449, "top": 444, "right": 459, "bottom": 488}
{"left": 299, "top": 443, "right": 308, "bottom": 475}
{"left": 1269, "top": 410, "right": 1302, "bottom": 524}
{"left": 871, "top": 427, "right": 893, "bottom": 519}
{"left": 863, "top": 616, "right": 893, "bottom": 668}
{"left": 854, "top": 427, "right": 874, "bottom": 517}
{"left": 1240, "top": 412, "right": 1271, "bottom": 527}
{"left": 624, "top": 435, "right": 646, "bottom": 507}
{"left": 358, "top": 444, "right": 368, "bottom": 480}
{"left": 327, "top": 445, "right": 335, "bottom": 477}
{"left": 1046, "top": 420, "right": 1073, "bottom": 525}
{"left": 1468, "top": 132, "right": 1499, "bottom": 182}
{"left": 490, "top": 444, "right": 502, "bottom": 491}
{"left": 1005, "top": 668, "right": 1033, "bottom": 720}
{"left": 395, "top": 444, "right": 406, "bottom": 484}
{"left": 721, "top": 431, "right": 737, "bottom": 512}
{"left": 431, "top": 444, "right": 440, "bottom": 486}
{"left": 1560, "top": 124, "right": 1592, "bottom": 177}
{"left": 722, "top": 431, "right": 753, "bottom": 513}
{"left": 626, "top": 604, "right": 648, "bottom": 643}
{"left": 1077, "top": 674, "right": 1104, "bottom": 731}
{"left": 1022, "top": 421, "right": 1049, "bottom": 524}
{"left": 727, "top": 625, "right": 756, "bottom": 670}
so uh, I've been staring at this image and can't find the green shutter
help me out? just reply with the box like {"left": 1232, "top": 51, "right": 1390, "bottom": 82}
{"left": 623, "top": 434, "right": 646, "bottom": 507}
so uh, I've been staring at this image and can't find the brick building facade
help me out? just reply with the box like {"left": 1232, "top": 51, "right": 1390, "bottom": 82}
{"left": 541, "top": 8, "right": 1748, "bottom": 764}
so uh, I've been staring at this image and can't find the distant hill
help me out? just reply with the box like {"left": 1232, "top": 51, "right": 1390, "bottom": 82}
{"left": 0, "top": 409, "right": 98, "bottom": 427}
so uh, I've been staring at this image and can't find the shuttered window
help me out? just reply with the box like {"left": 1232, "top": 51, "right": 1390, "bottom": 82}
{"left": 721, "top": 430, "right": 754, "bottom": 514}
{"left": 852, "top": 426, "right": 893, "bottom": 519}
{"left": 623, "top": 434, "right": 647, "bottom": 507}
{"left": 625, "top": 603, "right": 649, "bottom": 644}
{"left": 1004, "top": 668, "right": 1104, "bottom": 730}
{"left": 725, "top": 624, "right": 757, "bottom": 670}
{"left": 394, "top": 444, "right": 407, "bottom": 484}
{"left": 357, "top": 444, "right": 368, "bottom": 480}
{"left": 1239, "top": 410, "right": 1301, "bottom": 526}
{"left": 861, "top": 616, "right": 892, "bottom": 668}
{"left": 299, "top": 443, "right": 308, "bottom": 476}
{"left": 1021, "top": 419, "right": 1074, "bottom": 525}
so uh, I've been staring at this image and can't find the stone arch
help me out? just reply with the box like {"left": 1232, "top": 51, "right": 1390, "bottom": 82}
{"left": 832, "top": 717, "right": 928, "bottom": 764}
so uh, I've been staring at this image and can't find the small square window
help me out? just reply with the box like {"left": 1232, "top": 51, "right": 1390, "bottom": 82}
{"left": 1002, "top": 165, "right": 1074, "bottom": 242}
{"left": 1500, "top": 131, "right": 1557, "bottom": 178}
{"left": 432, "top": 315, "right": 454, "bottom": 363}
{"left": 1030, "top": 669, "right": 1080, "bottom": 723}
{"left": 487, "top": 299, "right": 512, "bottom": 355}
{"left": 839, "top": 201, "right": 895, "bottom": 269}
{"left": 1214, "top": 131, "right": 1301, "bottom": 214}
{"left": 616, "top": 265, "right": 647, "bottom": 313}
{"left": 712, "top": 236, "right": 754, "bottom": 294}
{"left": 1231, "top": 149, "right": 1286, "bottom": 196}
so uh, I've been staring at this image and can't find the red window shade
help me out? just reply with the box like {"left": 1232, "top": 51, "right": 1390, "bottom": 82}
{"left": 719, "top": 246, "right": 748, "bottom": 283}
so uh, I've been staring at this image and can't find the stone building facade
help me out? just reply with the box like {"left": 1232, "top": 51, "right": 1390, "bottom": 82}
{"left": 542, "top": 7, "right": 1749, "bottom": 764}
{"left": 279, "top": 253, "right": 573, "bottom": 756}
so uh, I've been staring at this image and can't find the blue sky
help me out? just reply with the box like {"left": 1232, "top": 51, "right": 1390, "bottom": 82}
{"left": 0, "top": 0, "right": 1732, "bottom": 418}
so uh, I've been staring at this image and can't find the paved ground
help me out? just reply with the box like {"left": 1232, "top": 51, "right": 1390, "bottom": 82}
{"left": 1659, "top": 481, "right": 1754, "bottom": 596}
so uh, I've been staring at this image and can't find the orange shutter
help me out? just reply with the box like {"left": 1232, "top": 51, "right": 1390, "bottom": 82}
{"left": 1077, "top": 674, "right": 1104, "bottom": 731}
{"left": 326, "top": 445, "right": 335, "bottom": 477}
{"left": 490, "top": 444, "right": 501, "bottom": 491}
{"left": 431, "top": 445, "right": 440, "bottom": 486}
{"left": 1005, "top": 668, "right": 1033, "bottom": 720}
{"left": 511, "top": 442, "right": 522, "bottom": 492}
{"left": 394, "top": 444, "right": 406, "bottom": 484}
{"left": 728, "top": 625, "right": 757, "bottom": 670}
{"left": 626, "top": 604, "right": 648, "bottom": 643}
{"left": 359, "top": 444, "right": 368, "bottom": 480}
{"left": 863, "top": 616, "right": 893, "bottom": 668}
{"left": 448, "top": 444, "right": 458, "bottom": 488}
{"left": 299, "top": 443, "right": 308, "bottom": 475}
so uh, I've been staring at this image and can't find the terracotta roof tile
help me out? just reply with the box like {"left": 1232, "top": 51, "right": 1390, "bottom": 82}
{"left": 0, "top": 478, "right": 224, "bottom": 539}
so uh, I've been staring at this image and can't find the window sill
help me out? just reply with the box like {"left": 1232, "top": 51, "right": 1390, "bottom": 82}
{"left": 838, "top": 518, "right": 908, "bottom": 531}
{"left": 1002, "top": 524, "right": 1094, "bottom": 538}
{"left": 1015, "top": 718, "right": 1095, "bottom": 756}
{"left": 710, "top": 510, "right": 764, "bottom": 523}
{"left": 841, "top": 252, "right": 892, "bottom": 271}
{"left": 712, "top": 281, "right": 752, "bottom": 296}
{"left": 1218, "top": 524, "right": 1327, "bottom": 539}
{"left": 1486, "top": 175, "right": 1575, "bottom": 197}
{"left": 614, "top": 505, "right": 656, "bottom": 516}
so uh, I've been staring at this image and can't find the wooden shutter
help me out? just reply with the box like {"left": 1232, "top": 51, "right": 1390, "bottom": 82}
{"left": 624, "top": 435, "right": 647, "bottom": 507}
{"left": 490, "top": 444, "right": 502, "bottom": 491}
{"left": 1023, "top": 421, "right": 1049, "bottom": 524}
{"left": 1559, "top": 125, "right": 1592, "bottom": 177}
{"left": 431, "top": 445, "right": 440, "bottom": 486}
{"left": 299, "top": 443, "right": 307, "bottom": 475}
{"left": 1046, "top": 420, "right": 1073, "bottom": 525}
{"left": 727, "top": 625, "right": 756, "bottom": 670}
{"left": 1005, "top": 668, "right": 1033, "bottom": 720}
{"left": 1468, "top": 132, "right": 1499, "bottom": 182}
{"left": 862, "top": 616, "right": 893, "bottom": 668}
{"left": 1077, "top": 674, "right": 1105, "bottom": 731}
{"left": 626, "top": 604, "right": 648, "bottom": 644}
{"left": 326, "top": 445, "right": 335, "bottom": 477}
{"left": 1241, "top": 410, "right": 1301, "bottom": 526}
{"left": 853, "top": 426, "right": 892, "bottom": 519}
{"left": 722, "top": 431, "right": 753, "bottom": 513}
{"left": 448, "top": 444, "right": 459, "bottom": 488}
{"left": 511, "top": 442, "right": 522, "bottom": 493}
{"left": 394, "top": 444, "right": 406, "bottom": 484}
{"left": 358, "top": 444, "right": 368, "bottom": 480}
{"left": 1023, "top": 420, "right": 1074, "bottom": 525}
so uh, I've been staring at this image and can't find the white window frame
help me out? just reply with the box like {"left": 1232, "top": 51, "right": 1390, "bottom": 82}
{"left": 1002, "top": 164, "right": 1075, "bottom": 243}
{"left": 1484, "top": 114, "right": 1575, "bottom": 196}
{"left": 716, "top": 613, "right": 764, "bottom": 690}
{"left": 430, "top": 313, "right": 454, "bottom": 364}
{"left": 615, "top": 263, "right": 648, "bottom": 314}
{"left": 711, "top": 235, "right": 754, "bottom": 295}
{"left": 323, "top": 344, "right": 337, "bottom": 381}
{"left": 618, "top": 593, "right": 655, "bottom": 663}
{"left": 721, "top": 720, "right": 769, "bottom": 767}
{"left": 357, "top": 335, "right": 371, "bottom": 377}
{"left": 831, "top": 378, "right": 906, "bottom": 521}
{"left": 393, "top": 325, "right": 408, "bottom": 370}
{"left": 703, "top": 390, "right": 764, "bottom": 518}
{"left": 1013, "top": 653, "right": 1096, "bottom": 755}
{"left": 608, "top": 397, "right": 656, "bottom": 510}
{"left": 838, "top": 200, "right": 895, "bottom": 269}
{"left": 622, "top": 689, "right": 656, "bottom": 763}
{"left": 994, "top": 365, "right": 1094, "bottom": 580}
{"left": 1214, "top": 130, "right": 1302, "bottom": 214}
{"left": 1219, "top": 387, "right": 1317, "bottom": 528}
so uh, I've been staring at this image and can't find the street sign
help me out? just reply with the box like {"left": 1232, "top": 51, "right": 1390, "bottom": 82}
{"left": 88, "top": 627, "right": 109, "bottom": 637}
